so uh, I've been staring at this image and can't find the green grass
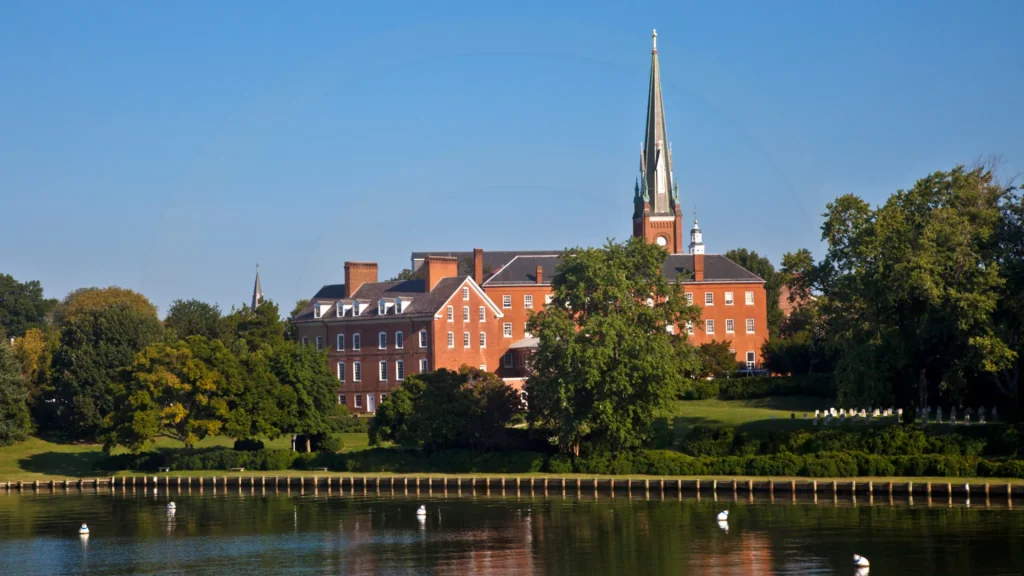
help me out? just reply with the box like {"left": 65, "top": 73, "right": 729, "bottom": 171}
{"left": 662, "top": 395, "right": 832, "bottom": 438}
{"left": 0, "top": 433, "right": 373, "bottom": 482}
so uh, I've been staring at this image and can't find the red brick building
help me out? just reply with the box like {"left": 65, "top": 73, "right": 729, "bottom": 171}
{"left": 292, "top": 30, "right": 769, "bottom": 412}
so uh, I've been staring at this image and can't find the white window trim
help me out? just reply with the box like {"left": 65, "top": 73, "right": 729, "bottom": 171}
{"left": 336, "top": 333, "right": 345, "bottom": 351}
{"left": 396, "top": 360, "right": 405, "bottom": 381}
{"left": 746, "top": 351, "right": 756, "bottom": 369}
{"left": 352, "top": 333, "right": 361, "bottom": 351}
{"left": 503, "top": 322, "right": 513, "bottom": 338}
{"left": 502, "top": 295, "right": 512, "bottom": 308}
{"left": 395, "top": 331, "right": 404, "bottom": 349}
{"left": 704, "top": 292, "right": 714, "bottom": 306}
{"left": 447, "top": 331, "right": 454, "bottom": 348}
{"left": 315, "top": 336, "right": 323, "bottom": 350}
{"left": 545, "top": 294, "right": 553, "bottom": 305}
{"left": 419, "top": 358, "right": 429, "bottom": 373}
{"left": 378, "top": 331, "right": 387, "bottom": 350}
{"left": 726, "top": 319, "right": 735, "bottom": 334}
{"left": 463, "top": 306, "right": 470, "bottom": 322}
{"left": 685, "top": 292, "right": 693, "bottom": 305}
{"left": 463, "top": 331, "right": 471, "bottom": 348}
{"left": 524, "top": 294, "right": 533, "bottom": 309}
{"left": 705, "top": 319, "right": 715, "bottom": 334}
{"left": 447, "top": 306, "right": 454, "bottom": 322}
{"left": 479, "top": 332, "right": 486, "bottom": 348}
{"left": 685, "top": 321, "right": 694, "bottom": 335}
{"left": 725, "top": 292, "right": 734, "bottom": 306}
{"left": 462, "top": 286, "right": 470, "bottom": 300}
{"left": 745, "top": 291, "right": 755, "bottom": 305}
{"left": 337, "top": 361, "right": 345, "bottom": 382}
{"left": 746, "top": 319, "right": 755, "bottom": 334}
{"left": 479, "top": 306, "right": 486, "bottom": 322}
{"left": 354, "top": 393, "right": 363, "bottom": 408}
{"left": 379, "top": 360, "right": 387, "bottom": 381}
{"left": 419, "top": 329, "right": 428, "bottom": 348}
{"left": 353, "top": 361, "right": 362, "bottom": 382}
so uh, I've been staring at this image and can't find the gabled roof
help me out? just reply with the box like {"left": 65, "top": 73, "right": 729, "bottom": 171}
{"left": 483, "top": 255, "right": 560, "bottom": 286}
{"left": 293, "top": 277, "right": 469, "bottom": 322}
{"left": 411, "top": 250, "right": 561, "bottom": 282}
{"left": 475, "top": 253, "right": 764, "bottom": 285}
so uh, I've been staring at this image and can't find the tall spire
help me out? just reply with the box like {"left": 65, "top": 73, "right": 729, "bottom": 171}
{"left": 251, "top": 264, "right": 264, "bottom": 309}
{"left": 635, "top": 28, "right": 675, "bottom": 218}
{"left": 689, "top": 210, "right": 704, "bottom": 255}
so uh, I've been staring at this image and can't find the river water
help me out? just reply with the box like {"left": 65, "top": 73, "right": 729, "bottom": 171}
{"left": 0, "top": 486, "right": 1021, "bottom": 575}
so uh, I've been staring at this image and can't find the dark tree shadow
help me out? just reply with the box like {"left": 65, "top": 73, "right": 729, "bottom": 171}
{"left": 18, "top": 451, "right": 107, "bottom": 477}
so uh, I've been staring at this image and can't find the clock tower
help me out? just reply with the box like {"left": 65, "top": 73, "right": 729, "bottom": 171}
{"left": 632, "top": 29, "right": 684, "bottom": 253}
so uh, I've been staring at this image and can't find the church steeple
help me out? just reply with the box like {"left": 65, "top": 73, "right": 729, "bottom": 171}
{"left": 689, "top": 212, "right": 705, "bottom": 255}
{"left": 251, "top": 265, "right": 264, "bottom": 309}
{"left": 632, "top": 29, "right": 684, "bottom": 253}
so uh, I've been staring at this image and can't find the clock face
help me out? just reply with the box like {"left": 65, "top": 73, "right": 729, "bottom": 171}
{"left": 656, "top": 236, "right": 668, "bottom": 247}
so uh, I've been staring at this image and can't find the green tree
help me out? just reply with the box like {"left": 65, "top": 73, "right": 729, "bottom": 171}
{"left": 724, "top": 248, "right": 783, "bottom": 336}
{"left": 0, "top": 339, "right": 34, "bottom": 446}
{"left": 697, "top": 340, "right": 738, "bottom": 378}
{"left": 0, "top": 274, "right": 57, "bottom": 338}
{"left": 284, "top": 299, "right": 308, "bottom": 341}
{"left": 164, "top": 299, "right": 222, "bottom": 340}
{"left": 269, "top": 341, "right": 343, "bottom": 452}
{"left": 48, "top": 288, "right": 164, "bottom": 440}
{"left": 222, "top": 350, "right": 293, "bottom": 442}
{"left": 102, "top": 336, "right": 242, "bottom": 452}
{"left": 369, "top": 367, "right": 523, "bottom": 450}
{"left": 810, "top": 166, "right": 1014, "bottom": 411}
{"left": 386, "top": 269, "right": 421, "bottom": 282}
{"left": 221, "top": 300, "right": 286, "bottom": 353}
{"left": 992, "top": 189, "right": 1024, "bottom": 414}
{"left": 525, "top": 237, "right": 701, "bottom": 455}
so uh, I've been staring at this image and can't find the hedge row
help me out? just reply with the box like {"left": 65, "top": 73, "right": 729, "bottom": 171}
{"left": 679, "top": 424, "right": 1023, "bottom": 458}
{"left": 95, "top": 447, "right": 1024, "bottom": 479}
{"left": 683, "top": 374, "right": 836, "bottom": 401}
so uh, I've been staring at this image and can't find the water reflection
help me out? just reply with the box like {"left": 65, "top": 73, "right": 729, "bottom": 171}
{"left": 0, "top": 490, "right": 1021, "bottom": 575}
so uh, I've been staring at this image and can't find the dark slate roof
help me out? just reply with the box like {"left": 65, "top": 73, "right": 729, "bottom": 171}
{"left": 663, "top": 254, "right": 764, "bottom": 283}
{"left": 477, "top": 253, "right": 764, "bottom": 285}
{"left": 292, "top": 277, "right": 467, "bottom": 322}
{"left": 483, "top": 255, "right": 560, "bottom": 286}
{"left": 411, "top": 250, "right": 561, "bottom": 281}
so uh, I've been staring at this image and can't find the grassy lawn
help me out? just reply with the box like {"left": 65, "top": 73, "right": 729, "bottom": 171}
{"left": 0, "top": 433, "right": 373, "bottom": 482}
{"left": 662, "top": 395, "right": 833, "bottom": 439}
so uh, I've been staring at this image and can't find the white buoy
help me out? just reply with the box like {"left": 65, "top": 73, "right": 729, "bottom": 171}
{"left": 167, "top": 502, "right": 176, "bottom": 510}
{"left": 716, "top": 510, "right": 729, "bottom": 521}
{"left": 717, "top": 520, "right": 729, "bottom": 532}
{"left": 416, "top": 505, "right": 427, "bottom": 517}
{"left": 853, "top": 554, "right": 870, "bottom": 567}
{"left": 79, "top": 523, "right": 90, "bottom": 535}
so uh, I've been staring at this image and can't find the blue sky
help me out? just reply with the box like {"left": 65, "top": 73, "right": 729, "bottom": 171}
{"left": 2, "top": 0, "right": 1021, "bottom": 317}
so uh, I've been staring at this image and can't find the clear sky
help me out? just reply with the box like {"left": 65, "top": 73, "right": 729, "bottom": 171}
{"left": 2, "top": 0, "right": 1021, "bottom": 317}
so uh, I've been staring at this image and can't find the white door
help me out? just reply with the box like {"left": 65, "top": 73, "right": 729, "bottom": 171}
{"left": 366, "top": 393, "right": 376, "bottom": 413}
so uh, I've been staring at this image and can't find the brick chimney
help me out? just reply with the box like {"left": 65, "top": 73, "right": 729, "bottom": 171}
{"left": 424, "top": 255, "right": 459, "bottom": 292}
{"left": 535, "top": 265, "right": 543, "bottom": 284}
{"left": 344, "top": 262, "right": 378, "bottom": 298}
{"left": 693, "top": 253, "right": 705, "bottom": 282}
{"left": 473, "top": 248, "right": 484, "bottom": 285}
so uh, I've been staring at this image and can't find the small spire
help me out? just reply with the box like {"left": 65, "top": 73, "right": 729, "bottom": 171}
{"left": 251, "top": 264, "right": 264, "bottom": 309}
{"left": 652, "top": 29, "right": 657, "bottom": 52}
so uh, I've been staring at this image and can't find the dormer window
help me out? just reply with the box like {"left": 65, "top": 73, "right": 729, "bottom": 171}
{"left": 336, "top": 301, "right": 347, "bottom": 317}
{"left": 378, "top": 299, "right": 395, "bottom": 315}
{"left": 352, "top": 303, "right": 361, "bottom": 317}
{"left": 395, "top": 298, "right": 408, "bottom": 313}
{"left": 313, "top": 303, "right": 323, "bottom": 319}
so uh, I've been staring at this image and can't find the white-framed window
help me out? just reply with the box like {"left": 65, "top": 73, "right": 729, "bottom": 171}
{"left": 666, "top": 324, "right": 675, "bottom": 335}
{"left": 524, "top": 322, "right": 532, "bottom": 337}
{"left": 503, "top": 322, "right": 513, "bottom": 337}
{"left": 419, "top": 358, "right": 429, "bottom": 373}
{"left": 462, "top": 286, "right": 470, "bottom": 300}
{"left": 380, "top": 392, "right": 387, "bottom": 403}
{"left": 354, "top": 394, "right": 363, "bottom": 408}
{"left": 396, "top": 360, "right": 404, "bottom": 381}
{"left": 479, "top": 306, "right": 486, "bottom": 322}
{"left": 353, "top": 362, "right": 362, "bottom": 382}
{"left": 726, "top": 319, "right": 735, "bottom": 334}
{"left": 447, "top": 306, "right": 454, "bottom": 322}
{"left": 378, "top": 332, "right": 387, "bottom": 350}
{"left": 704, "top": 292, "right": 714, "bottom": 306}
{"left": 746, "top": 351, "right": 756, "bottom": 369}
{"left": 504, "top": 351, "right": 514, "bottom": 368}
{"left": 725, "top": 291, "right": 734, "bottom": 306}
{"left": 479, "top": 365, "right": 487, "bottom": 371}
{"left": 463, "top": 306, "right": 470, "bottom": 322}
{"left": 315, "top": 336, "right": 323, "bottom": 350}
{"left": 705, "top": 319, "right": 715, "bottom": 334}
{"left": 419, "top": 329, "right": 428, "bottom": 348}
{"left": 746, "top": 318, "right": 755, "bottom": 334}
{"left": 745, "top": 291, "right": 755, "bottom": 305}
{"left": 479, "top": 332, "right": 486, "bottom": 348}
{"left": 301, "top": 337, "right": 309, "bottom": 346}
{"left": 338, "top": 393, "right": 346, "bottom": 405}
{"left": 524, "top": 295, "right": 533, "bottom": 309}
{"left": 447, "top": 331, "right": 455, "bottom": 348}
{"left": 352, "top": 304, "right": 361, "bottom": 317}
{"left": 337, "top": 362, "right": 345, "bottom": 382}
{"left": 545, "top": 294, "right": 553, "bottom": 305}
{"left": 685, "top": 292, "right": 693, "bottom": 305}
{"left": 336, "top": 333, "right": 345, "bottom": 351}
{"left": 463, "top": 331, "right": 470, "bottom": 347}
{"left": 314, "top": 303, "right": 323, "bottom": 319}
{"left": 502, "top": 295, "right": 511, "bottom": 308}
{"left": 378, "top": 301, "right": 385, "bottom": 315}
{"left": 352, "top": 333, "right": 361, "bottom": 350}
{"left": 729, "top": 348, "right": 735, "bottom": 355}
{"left": 395, "top": 331, "right": 404, "bottom": 349}
{"left": 379, "top": 360, "right": 387, "bottom": 381}
{"left": 685, "top": 321, "right": 694, "bottom": 335}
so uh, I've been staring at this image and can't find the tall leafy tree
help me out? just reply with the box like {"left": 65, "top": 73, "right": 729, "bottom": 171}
{"left": 525, "top": 237, "right": 701, "bottom": 455}
{"left": 724, "top": 248, "right": 783, "bottom": 336}
{"left": 102, "top": 336, "right": 243, "bottom": 452}
{"left": 269, "top": 341, "right": 343, "bottom": 452}
{"left": 991, "top": 189, "right": 1024, "bottom": 413}
{"left": 222, "top": 350, "right": 293, "bottom": 442}
{"left": 697, "top": 340, "right": 738, "bottom": 378}
{"left": 810, "top": 166, "right": 1013, "bottom": 410}
{"left": 164, "top": 299, "right": 222, "bottom": 340}
{"left": 0, "top": 339, "right": 34, "bottom": 446}
{"left": 48, "top": 288, "right": 163, "bottom": 440}
{"left": 221, "top": 300, "right": 286, "bottom": 353}
{"left": 0, "top": 274, "right": 57, "bottom": 338}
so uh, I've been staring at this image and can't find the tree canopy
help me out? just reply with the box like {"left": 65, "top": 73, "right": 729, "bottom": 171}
{"left": 0, "top": 274, "right": 57, "bottom": 338}
{"left": 164, "top": 299, "right": 223, "bottom": 341}
{"left": 0, "top": 339, "right": 34, "bottom": 446}
{"left": 724, "top": 248, "right": 783, "bottom": 336}
{"left": 525, "top": 237, "right": 701, "bottom": 455}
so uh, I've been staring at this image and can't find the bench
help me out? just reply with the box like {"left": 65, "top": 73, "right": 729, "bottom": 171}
{"left": 229, "top": 467, "right": 245, "bottom": 472}
{"left": 157, "top": 467, "right": 170, "bottom": 473}
{"left": 312, "top": 467, "right": 328, "bottom": 472}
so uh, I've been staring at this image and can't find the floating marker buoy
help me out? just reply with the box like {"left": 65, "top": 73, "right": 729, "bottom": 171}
{"left": 416, "top": 505, "right": 427, "bottom": 517}
{"left": 853, "top": 554, "right": 870, "bottom": 567}
{"left": 717, "top": 520, "right": 729, "bottom": 532}
{"left": 167, "top": 502, "right": 176, "bottom": 510}
{"left": 79, "top": 523, "right": 90, "bottom": 535}
{"left": 716, "top": 510, "right": 729, "bottom": 521}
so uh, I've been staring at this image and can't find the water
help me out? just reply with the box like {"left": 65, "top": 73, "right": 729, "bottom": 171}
{"left": 1, "top": 487, "right": 1021, "bottom": 575}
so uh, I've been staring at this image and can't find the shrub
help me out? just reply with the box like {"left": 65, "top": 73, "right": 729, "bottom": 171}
{"left": 335, "top": 415, "right": 370, "bottom": 433}
{"left": 547, "top": 454, "right": 574, "bottom": 474}
{"left": 683, "top": 380, "right": 719, "bottom": 400}
{"left": 233, "top": 439, "right": 265, "bottom": 452}
{"left": 679, "top": 426, "right": 734, "bottom": 457}
{"left": 716, "top": 374, "right": 836, "bottom": 400}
